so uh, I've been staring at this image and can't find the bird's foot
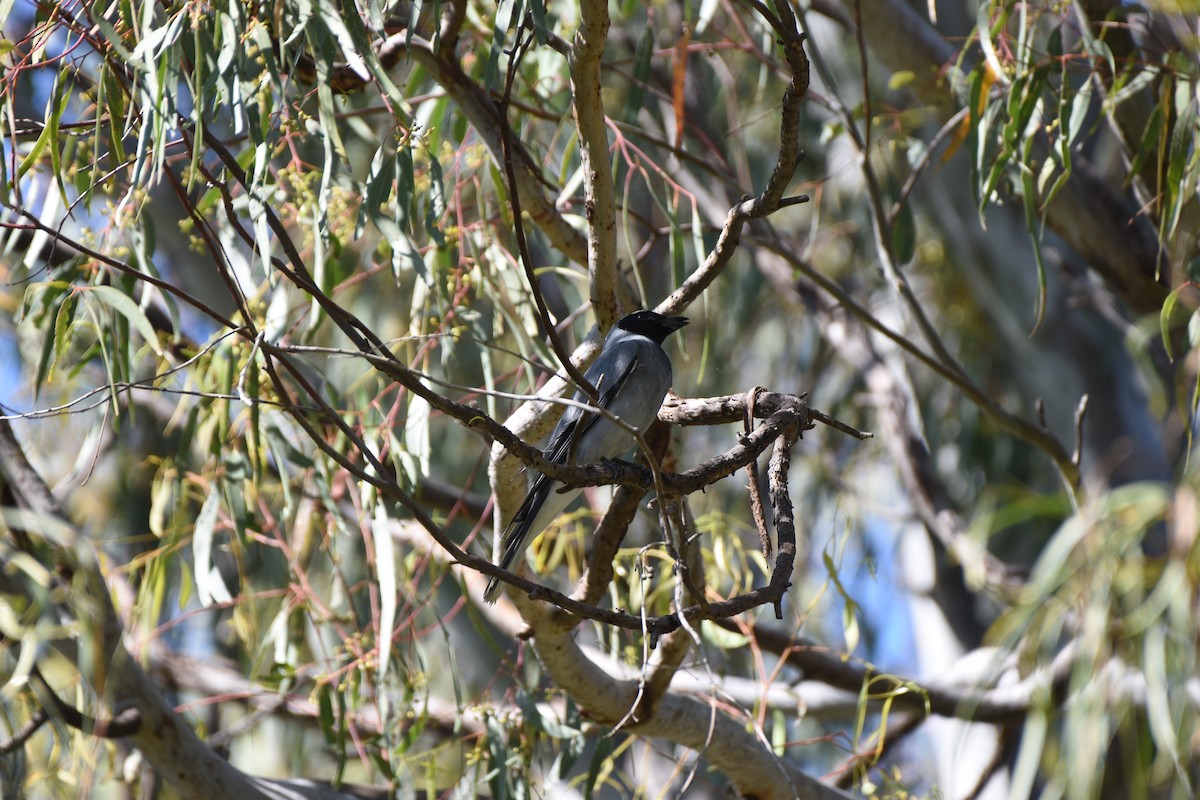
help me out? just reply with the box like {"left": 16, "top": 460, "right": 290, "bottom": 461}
{"left": 600, "top": 457, "right": 637, "bottom": 469}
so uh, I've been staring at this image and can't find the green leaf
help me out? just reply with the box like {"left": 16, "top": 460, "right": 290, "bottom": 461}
{"left": 529, "top": 0, "right": 548, "bottom": 43}
{"left": 1045, "top": 24, "right": 1063, "bottom": 58}
{"left": 192, "top": 489, "right": 224, "bottom": 607}
{"left": 484, "top": 0, "right": 521, "bottom": 92}
{"left": 1159, "top": 286, "right": 1181, "bottom": 362}
{"left": 888, "top": 70, "right": 916, "bottom": 90}
{"left": 1127, "top": 104, "right": 1163, "bottom": 192}
{"left": 583, "top": 733, "right": 615, "bottom": 799}
{"left": 404, "top": 394, "right": 431, "bottom": 480}
{"left": 1164, "top": 96, "right": 1197, "bottom": 238}
{"left": 31, "top": 284, "right": 73, "bottom": 397}
{"left": 1066, "top": 79, "right": 1093, "bottom": 147}
{"left": 85, "top": 285, "right": 165, "bottom": 356}
{"left": 1019, "top": 135, "right": 1048, "bottom": 334}
{"left": 771, "top": 707, "right": 786, "bottom": 756}
{"left": 0, "top": 508, "right": 77, "bottom": 548}
{"left": 891, "top": 200, "right": 916, "bottom": 265}
{"left": 264, "top": 423, "right": 314, "bottom": 469}
{"left": 16, "top": 109, "right": 54, "bottom": 182}
{"left": 374, "top": 503, "right": 397, "bottom": 687}
{"left": 624, "top": 27, "right": 654, "bottom": 122}
{"left": 46, "top": 70, "right": 71, "bottom": 201}
{"left": 358, "top": 142, "right": 397, "bottom": 239}
{"left": 317, "top": 683, "right": 337, "bottom": 744}
{"left": 50, "top": 291, "right": 78, "bottom": 387}
{"left": 700, "top": 619, "right": 750, "bottom": 649}
{"left": 425, "top": 153, "right": 447, "bottom": 245}
{"left": 689, "top": 198, "right": 707, "bottom": 272}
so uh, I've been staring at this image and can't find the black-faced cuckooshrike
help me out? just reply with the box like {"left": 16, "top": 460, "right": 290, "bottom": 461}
{"left": 484, "top": 310, "right": 689, "bottom": 603}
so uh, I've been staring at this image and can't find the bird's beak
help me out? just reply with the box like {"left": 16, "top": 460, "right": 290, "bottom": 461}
{"left": 664, "top": 316, "right": 689, "bottom": 331}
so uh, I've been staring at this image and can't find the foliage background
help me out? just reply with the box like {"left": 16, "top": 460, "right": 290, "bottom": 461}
{"left": 0, "top": 0, "right": 1197, "bottom": 798}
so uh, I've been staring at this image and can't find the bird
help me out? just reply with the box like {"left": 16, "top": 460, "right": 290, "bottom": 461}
{"left": 484, "top": 310, "right": 689, "bottom": 604}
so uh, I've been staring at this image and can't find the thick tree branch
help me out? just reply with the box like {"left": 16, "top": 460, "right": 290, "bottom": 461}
{"left": 522, "top": 605, "right": 854, "bottom": 800}
{"left": 729, "top": 621, "right": 1200, "bottom": 725}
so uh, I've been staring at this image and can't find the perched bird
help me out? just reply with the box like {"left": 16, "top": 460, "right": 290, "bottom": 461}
{"left": 484, "top": 310, "right": 689, "bottom": 603}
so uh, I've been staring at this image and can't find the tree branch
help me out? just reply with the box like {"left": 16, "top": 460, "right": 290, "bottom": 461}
{"left": 523, "top": 606, "right": 854, "bottom": 800}
{"left": 570, "top": 0, "right": 620, "bottom": 326}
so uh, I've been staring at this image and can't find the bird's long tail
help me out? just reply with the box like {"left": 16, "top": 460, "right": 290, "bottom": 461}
{"left": 483, "top": 476, "right": 570, "bottom": 603}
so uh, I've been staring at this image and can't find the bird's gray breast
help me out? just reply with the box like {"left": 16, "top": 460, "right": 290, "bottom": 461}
{"left": 577, "top": 338, "right": 672, "bottom": 462}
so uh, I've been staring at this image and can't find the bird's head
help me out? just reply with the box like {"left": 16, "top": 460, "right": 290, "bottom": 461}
{"left": 615, "top": 310, "right": 689, "bottom": 344}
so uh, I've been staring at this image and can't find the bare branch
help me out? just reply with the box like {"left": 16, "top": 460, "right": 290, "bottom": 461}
{"left": 744, "top": 387, "right": 774, "bottom": 560}
{"left": 767, "top": 428, "right": 800, "bottom": 619}
{"left": 0, "top": 707, "right": 48, "bottom": 754}
{"left": 30, "top": 667, "right": 142, "bottom": 739}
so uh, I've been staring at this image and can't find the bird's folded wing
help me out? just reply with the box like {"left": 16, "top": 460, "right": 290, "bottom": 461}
{"left": 545, "top": 346, "right": 641, "bottom": 465}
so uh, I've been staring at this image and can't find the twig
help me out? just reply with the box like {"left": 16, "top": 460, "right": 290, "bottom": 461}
{"left": 1072, "top": 393, "right": 1088, "bottom": 467}
{"left": 888, "top": 107, "right": 970, "bottom": 222}
{"left": 30, "top": 667, "right": 143, "bottom": 739}
{"left": 808, "top": 408, "right": 874, "bottom": 440}
{"left": 744, "top": 387, "right": 773, "bottom": 560}
{"left": 832, "top": 712, "right": 924, "bottom": 789}
{"left": 0, "top": 707, "right": 48, "bottom": 754}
